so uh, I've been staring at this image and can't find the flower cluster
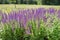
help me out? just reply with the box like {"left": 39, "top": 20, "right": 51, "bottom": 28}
{"left": 0, "top": 8, "right": 58, "bottom": 23}
{"left": 0, "top": 8, "right": 60, "bottom": 40}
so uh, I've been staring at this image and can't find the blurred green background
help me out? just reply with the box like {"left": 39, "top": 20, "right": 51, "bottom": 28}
{"left": 0, "top": 0, "right": 60, "bottom": 5}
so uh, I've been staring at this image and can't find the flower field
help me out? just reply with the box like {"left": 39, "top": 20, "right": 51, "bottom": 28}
{"left": 0, "top": 5, "right": 60, "bottom": 40}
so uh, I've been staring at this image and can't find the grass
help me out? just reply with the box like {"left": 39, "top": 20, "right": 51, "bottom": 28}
{"left": 0, "top": 4, "right": 60, "bottom": 15}
{"left": 0, "top": 4, "right": 60, "bottom": 9}
{"left": 0, "top": 39, "right": 2, "bottom": 40}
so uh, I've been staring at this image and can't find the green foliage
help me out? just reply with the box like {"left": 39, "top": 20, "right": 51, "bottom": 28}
{"left": 0, "top": 0, "right": 60, "bottom": 5}
{"left": 48, "top": 18, "right": 60, "bottom": 40}
{"left": 42, "top": 0, "right": 60, "bottom": 5}
{"left": 27, "top": 20, "right": 48, "bottom": 40}
{"left": 1, "top": 23, "right": 13, "bottom": 40}
{"left": 0, "top": 23, "right": 25, "bottom": 40}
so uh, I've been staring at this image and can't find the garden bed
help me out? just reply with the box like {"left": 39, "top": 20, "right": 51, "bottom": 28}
{"left": 0, "top": 5, "right": 60, "bottom": 40}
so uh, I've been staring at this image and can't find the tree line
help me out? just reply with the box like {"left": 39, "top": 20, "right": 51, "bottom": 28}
{"left": 0, "top": 0, "right": 60, "bottom": 5}
{"left": 0, "top": 0, "right": 37, "bottom": 4}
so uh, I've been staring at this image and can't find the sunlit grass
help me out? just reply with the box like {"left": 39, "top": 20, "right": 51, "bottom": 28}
{"left": 0, "top": 5, "right": 60, "bottom": 15}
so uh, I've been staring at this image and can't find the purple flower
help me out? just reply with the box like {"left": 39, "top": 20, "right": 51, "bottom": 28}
{"left": 35, "top": 8, "right": 46, "bottom": 20}
{"left": 47, "top": 8, "right": 57, "bottom": 14}
{"left": 8, "top": 13, "right": 13, "bottom": 22}
{"left": 57, "top": 9, "right": 60, "bottom": 18}
{"left": 36, "top": 8, "right": 46, "bottom": 14}
{"left": 22, "top": 15, "right": 27, "bottom": 27}
{"left": 43, "top": 16, "right": 47, "bottom": 22}
{"left": 27, "top": 13, "right": 33, "bottom": 20}
{"left": 15, "top": 13, "right": 22, "bottom": 23}
{"left": 1, "top": 13, "right": 7, "bottom": 23}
